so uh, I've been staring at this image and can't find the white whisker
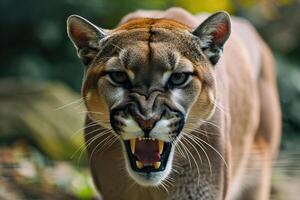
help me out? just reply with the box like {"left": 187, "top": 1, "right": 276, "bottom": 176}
{"left": 182, "top": 132, "right": 213, "bottom": 177}
{"left": 181, "top": 136, "right": 202, "bottom": 185}
{"left": 188, "top": 133, "right": 228, "bottom": 168}
{"left": 54, "top": 98, "right": 84, "bottom": 111}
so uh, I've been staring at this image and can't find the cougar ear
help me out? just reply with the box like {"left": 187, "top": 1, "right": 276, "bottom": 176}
{"left": 193, "top": 11, "right": 231, "bottom": 65}
{"left": 67, "top": 15, "right": 106, "bottom": 65}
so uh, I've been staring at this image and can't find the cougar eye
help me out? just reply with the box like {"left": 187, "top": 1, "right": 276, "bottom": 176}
{"left": 169, "top": 73, "right": 190, "bottom": 87}
{"left": 108, "top": 71, "right": 128, "bottom": 85}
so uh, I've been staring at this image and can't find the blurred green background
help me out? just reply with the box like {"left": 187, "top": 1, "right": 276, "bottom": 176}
{"left": 0, "top": 0, "right": 299, "bottom": 199}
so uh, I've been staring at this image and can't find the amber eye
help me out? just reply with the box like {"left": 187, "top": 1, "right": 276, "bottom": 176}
{"left": 108, "top": 71, "right": 128, "bottom": 85}
{"left": 169, "top": 73, "right": 190, "bottom": 87}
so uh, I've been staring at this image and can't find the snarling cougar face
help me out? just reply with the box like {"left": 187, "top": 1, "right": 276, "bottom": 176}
{"left": 67, "top": 12, "right": 230, "bottom": 186}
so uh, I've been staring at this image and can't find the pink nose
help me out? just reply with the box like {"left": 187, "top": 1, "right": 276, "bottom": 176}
{"left": 134, "top": 116, "right": 160, "bottom": 135}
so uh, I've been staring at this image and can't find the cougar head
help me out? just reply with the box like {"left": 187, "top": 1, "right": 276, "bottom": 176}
{"left": 67, "top": 12, "right": 230, "bottom": 186}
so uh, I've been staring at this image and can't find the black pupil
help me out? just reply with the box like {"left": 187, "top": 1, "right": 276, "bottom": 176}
{"left": 111, "top": 72, "right": 127, "bottom": 83}
{"left": 171, "top": 73, "right": 187, "bottom": 85}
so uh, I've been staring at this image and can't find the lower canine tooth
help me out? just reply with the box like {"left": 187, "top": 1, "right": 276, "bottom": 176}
{"left": 153, "top": 161, "right": 161, "bottom": 169}
{"left": 130, "top": 139, "right": 136, "bottom": 154}
{"left": 136, "top": 161, "right": 144, "bottom": 169}
{"left": 158, "top": 140, "right": 164, "bottom": 154}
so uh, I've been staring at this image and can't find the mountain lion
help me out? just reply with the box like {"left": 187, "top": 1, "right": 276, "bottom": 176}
{"left": 67, "top": 7, "right": 281, "bottom": 200}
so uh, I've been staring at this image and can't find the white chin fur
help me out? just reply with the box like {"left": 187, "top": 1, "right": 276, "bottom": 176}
{"left": 122, "top": 143, "right": 174, "bottom": 187}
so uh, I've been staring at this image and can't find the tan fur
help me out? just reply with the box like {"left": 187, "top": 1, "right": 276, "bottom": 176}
{"left": 75, "top": 7, "right": 281, "bottom": 200}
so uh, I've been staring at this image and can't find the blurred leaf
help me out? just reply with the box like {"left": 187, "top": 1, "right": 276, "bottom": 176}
{"left": 176, "top": 0, "right": 234, "bottom": 13}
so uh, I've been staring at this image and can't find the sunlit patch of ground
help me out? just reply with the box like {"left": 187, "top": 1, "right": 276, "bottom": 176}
{"left": 271, "top": 151, "right": 300, "bottom": 200}
{"left": 0, "top": 141, "right": 98, "bottom": 200}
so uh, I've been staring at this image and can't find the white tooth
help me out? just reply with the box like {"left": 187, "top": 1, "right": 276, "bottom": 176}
{"left": 153, "top": 161, "right": 161, "bottom": 169}
{"left": 130, "top": 139, "right": 136, "bottom": 154}
{"left": 139, "top": 137, "right": 142, "bottom": 141}
{"left": 136, "top": 161, "right": 144, "bottom": 169}
{"left": 152, "top": 138, "right": 155, "bottom": 141}
{"left": 158, "top": 140, "right": 164, "bottom": 154}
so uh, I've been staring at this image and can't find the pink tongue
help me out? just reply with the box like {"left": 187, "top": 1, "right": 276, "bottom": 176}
{"left": 135, "top": 139, "right": 161, "bottom": 164}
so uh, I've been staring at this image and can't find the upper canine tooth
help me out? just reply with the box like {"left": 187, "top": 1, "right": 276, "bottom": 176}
{"left": 153, "top": 161, "right": 161, "bottom": 169}
{"left": 158, "top": 140, "right": 164, "bottom": 154}
{"left": 136, "top": 161, "right": 144, "bottom": 169}
{"left": 130, "top": 139, "right": 136, "bottom": 154}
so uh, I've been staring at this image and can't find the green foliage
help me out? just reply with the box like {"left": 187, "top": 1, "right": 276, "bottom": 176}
{"left": 176, "top": 0, "right": 234, "bottom": 13}
{"left": 276, "top": 55, "right": 300, "bottom": 150}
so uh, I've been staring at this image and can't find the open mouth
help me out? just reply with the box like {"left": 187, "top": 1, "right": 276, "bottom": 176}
{"left": 124, "top": 138, "right": 172, "bottom": 173}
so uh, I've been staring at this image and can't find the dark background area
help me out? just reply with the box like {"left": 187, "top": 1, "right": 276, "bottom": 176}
{"left": 0, "top": 0, "right": 299, "bottom": 199}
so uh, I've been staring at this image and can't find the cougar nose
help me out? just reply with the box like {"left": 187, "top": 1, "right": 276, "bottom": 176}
{"left": 135, "top": 116, "right": 160, "bottom": 137}
{"left": 128, "top": 91, "right": 161, "bottom": 137}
